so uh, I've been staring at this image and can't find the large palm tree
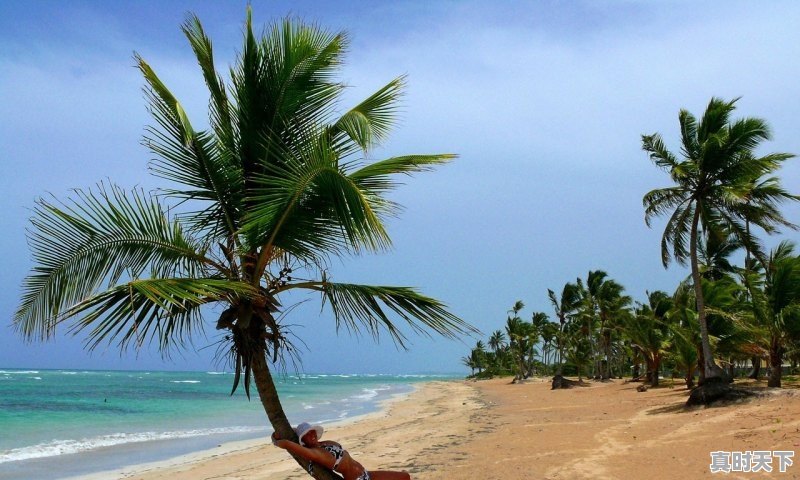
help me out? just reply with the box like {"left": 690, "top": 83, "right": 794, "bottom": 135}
{"left": 14, "top": 11, "right": 474, "bottom": 479}
{"left": 642, "top": 97, "right": 797, "bottom": 384}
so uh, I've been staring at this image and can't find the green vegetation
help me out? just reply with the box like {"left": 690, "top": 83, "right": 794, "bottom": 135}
{"left": 466, "top": 99, "right": 800, "bottom": 402}
{"left": 15, "top": 9, "right": 475, "bottom": 479}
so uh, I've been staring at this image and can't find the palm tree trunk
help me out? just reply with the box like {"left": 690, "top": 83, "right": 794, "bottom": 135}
{"left": 602, "top": 330, "right": 612, "bottom": 380}
{"left": 748, "top": 355, "right": 761, "bottom": 379}
{"left": 685, "top": 363, "right": 695, "bottom": 389}
{"left": 649, "top": 356, "right": 660, "bottom": 388}
{"left": 690, "top": 206, "right": 724, "bottom": 381}
{"left": 251, "top": 353, "right": 341, "bottom": 480}
{"left": 768, "top": 335, "right": 783, "bottom": 388}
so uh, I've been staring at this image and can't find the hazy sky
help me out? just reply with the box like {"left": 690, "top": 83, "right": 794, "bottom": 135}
{"left": 2, "top": 1, "right": 799, "bottom": 375}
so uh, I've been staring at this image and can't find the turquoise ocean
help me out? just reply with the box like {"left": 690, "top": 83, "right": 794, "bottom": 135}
{"left": 0, "top": 369, "right": 452, "bottom": 480}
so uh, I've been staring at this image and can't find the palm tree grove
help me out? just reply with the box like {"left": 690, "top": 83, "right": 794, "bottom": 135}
{"left": 465, "top": 97, "right": 800, "bottom": 405}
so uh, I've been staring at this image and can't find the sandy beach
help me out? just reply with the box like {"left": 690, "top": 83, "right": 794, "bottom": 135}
{"left": 91, "top": 378, "right": 800, "bottom": 480}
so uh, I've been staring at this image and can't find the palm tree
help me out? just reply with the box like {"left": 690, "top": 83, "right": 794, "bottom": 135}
{"left": 628, "top": 291, "right": 673, "bottom": 387}
{"left": 473, "top": 340, "right": 488, "bottom": 374}
{"left": 642, "top": 97, "right": 797, "bottom": 385}
{"left": 583, "top": 271, "right": 630, "bottom": 379}
{"left": 548, "top": 283, "right": 580, "bottom": 374}
{"left": 530, "top": 311, "right": 549, "bottom": 368}
{"left": 540, "top": 321, "right": 559, "bottom": 370}
{"left": 505, "top": 304, "right": 534, "bottom": 382}
{"left": 742, "top": 241, "right": 800, "bottom": 387}
{"left": 14, "top": 11, "right": 474, "bottom": 479}
{"left": 564, "top": 321, "right": 592, "bottom": 382}
{"left": 488, "top": 329, "right": 507, "bottom": 356}
{"left": 461, "top": 355, "right": 477, "bottom": 376}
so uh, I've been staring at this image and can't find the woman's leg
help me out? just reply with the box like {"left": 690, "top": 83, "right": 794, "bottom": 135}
{"left": 368, "top": 471, "right": 411, "bottom": 480}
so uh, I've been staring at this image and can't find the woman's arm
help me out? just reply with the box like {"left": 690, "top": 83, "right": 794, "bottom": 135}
{"left": 272, "top": 435, "right": 335, "bottom": 468}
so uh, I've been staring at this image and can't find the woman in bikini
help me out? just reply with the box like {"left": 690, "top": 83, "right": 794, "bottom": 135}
{"left": 272, "top": 422, "right": 411, "bottom": 480}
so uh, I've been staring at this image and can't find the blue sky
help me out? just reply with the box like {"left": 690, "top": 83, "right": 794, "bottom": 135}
{"left": 2, "top": 1, "right": 799, "bottom": 375}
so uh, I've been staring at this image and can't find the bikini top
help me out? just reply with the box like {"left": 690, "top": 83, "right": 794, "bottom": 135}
{"left": 322, "top": 443, "right": 345, "bottom": 470}
{"left": 307, "top": 443, "right": 346, "bottom": 475}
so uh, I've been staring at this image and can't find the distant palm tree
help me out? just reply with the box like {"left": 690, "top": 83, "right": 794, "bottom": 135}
{"left": 461, "top": 355, "right": 477, "bottom": 376}
{"left": 742, "top": 241, "right": 800, "bottom": 387}
{"left": 628, "top": 291, "right": 673, "bottom": 387}
{"left": 667, "top": 281, "right": 701, "bottom": 388}
{"left": 540, "top": 321, "right": 560, "bottom": 369}
{"left": 582, "top": 271, "right": 630, "bottom": 379}
{"left": 530, "top": 311, "right": 549, "bottom": 367}
{"left": 14, "top": 11, "right": 474, "bottom": 479}
{"left": 473, "top": 340, "right": 488, "bottom": 374}
{"left": 508, "top": 300, "right": 525, "bottom": 317}
{"left": 548, "top": 283, "right": 580, "bottom": 374}
{"left": 505, "top": 305, "right": 534, "bottom": 382}
{"left": 488, "top": 330, "right": 507, "bottom": 357}
{"left": 642, "top": 97, "right": 797, "bottom": 383}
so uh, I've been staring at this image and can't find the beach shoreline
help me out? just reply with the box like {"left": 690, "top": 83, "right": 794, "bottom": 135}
{"left": 66, "top": 381, "right": 433, "bottom": 480}
{"left": 65, "top": 376, "right": 800, "bottom": 479}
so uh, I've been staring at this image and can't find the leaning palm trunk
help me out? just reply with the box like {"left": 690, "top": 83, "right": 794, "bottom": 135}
{"left": 252, "top": 353, "right": 340, "bottom": 480}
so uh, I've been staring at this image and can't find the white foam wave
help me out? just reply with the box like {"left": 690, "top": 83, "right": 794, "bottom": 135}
{"left": 0, "top": 370, "right": 39, "bottom": 374}
{"left": 205, "top": 371, "right": 230, "bottom": 375}
{"left": 170, "top": 380, "right": 200, "bottom": 384}
{"left": 0, "top": 426, "right": 264, "bottom": 464}
{"left": 352, "top": 388, "right": 379, "bottom": 401}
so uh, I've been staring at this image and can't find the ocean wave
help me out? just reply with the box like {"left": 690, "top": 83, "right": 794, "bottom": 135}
{"left": 0, "top": 370, "right": 39, "bottom": 374}
{"left": 170, "top": 380, "right": 201, "bottom": 384}
{"left": 205, "top": 371, "right": 231, "bottom": 375}
{"left": 0, "top": 426, "right": 265, "bottom": 464}
{"left": 352, "top": 388, "right": 379, "bottom": 401}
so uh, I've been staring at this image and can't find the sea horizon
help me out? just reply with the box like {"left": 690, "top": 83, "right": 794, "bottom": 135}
{"left": 0, "top": 367, "right": 459, "bottom": 480}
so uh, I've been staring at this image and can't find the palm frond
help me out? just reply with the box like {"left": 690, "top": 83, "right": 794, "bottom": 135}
{"left": 181, "top": 13, "right": 236, "bottom": 153}
{"left": 234, "top": 16, "right": 345, "bottom": 174}
{"left": 328, "top": 76, "right": 405, "bottom": 155}
{"left": 660, "top": 201, "right": 694, "bottom": 267}
{"left": 321, "top": 282, "right": 477, "bottom": 348}
{"left": 641, "top": 133, "right": 678, "bottom": 171}
{"left": 697, "top": 97, "right": 738, "bottom": 143}
{"left": 64, "top": 278, "right": 256, "bottom": 353}
{"left": 138, "top": 55, "right": 242, "bottom": 239}
{"left": 643, "top": 186, "right": 688, "bottom": 227}
{"left": 14, "top": 184, "right": 213, "bottom": 341}
{"left": 678, "top": 109, "right": 699, "bottom": 159}
{"left": 244, "top": 136, "right": 393, "bottom": 261}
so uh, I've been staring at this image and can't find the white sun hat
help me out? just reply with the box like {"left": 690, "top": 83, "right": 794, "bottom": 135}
{"left": 295, "top": 422, "right": 324, "bottom": 445}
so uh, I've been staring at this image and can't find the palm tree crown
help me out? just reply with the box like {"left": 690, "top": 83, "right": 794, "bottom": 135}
{"left": 642, "top": 96, "right": 797, "bottom": 380}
